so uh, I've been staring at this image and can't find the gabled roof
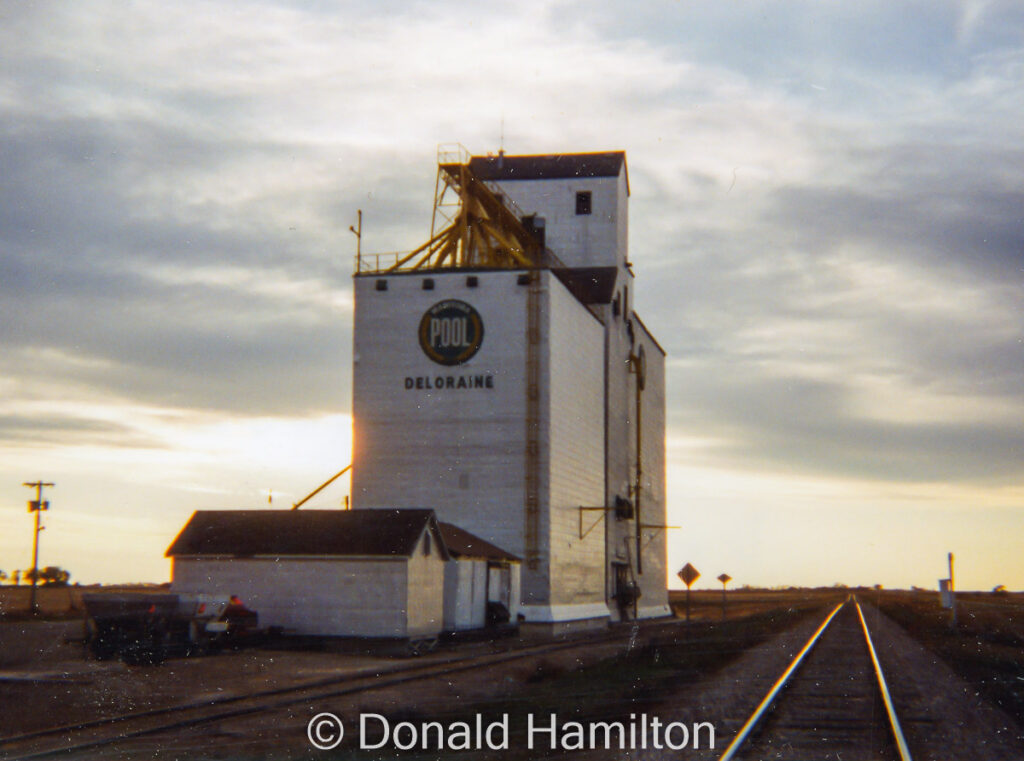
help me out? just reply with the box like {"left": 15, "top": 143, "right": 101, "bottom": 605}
{"left": 469, "top": 151, "right": 628, "bottom": 193}
{"left": 166, "top": 509, "right": 448, "bottom": 559}
{"left": 438, "top": 522, "right": 520, "bottom": 562}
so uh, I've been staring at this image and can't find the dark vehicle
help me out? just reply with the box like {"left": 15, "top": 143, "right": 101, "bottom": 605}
{"left": 82, "top": 592, "right": 258, "bottom": 664}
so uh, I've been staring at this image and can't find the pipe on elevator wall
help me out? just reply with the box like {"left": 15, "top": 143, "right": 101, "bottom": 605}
{"left": 632, "top": 345, "right": 646, "bottom": 576}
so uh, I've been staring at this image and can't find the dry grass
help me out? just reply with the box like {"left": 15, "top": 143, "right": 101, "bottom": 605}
{"left": 873, "top": 588, "right": 1024, "bottom": 728}
{"left": 0, "top": 584, "right": 169, "bottom": 620}
{"left": 668, "top": 586, "right": 844, "bottom": 621}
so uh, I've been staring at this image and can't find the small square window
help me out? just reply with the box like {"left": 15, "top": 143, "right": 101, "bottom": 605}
{"left": 422, "top": 278, "right": 435, "bottom": 290}
{"left": 375, "top": 279, "right": 388, "bottom": 291}
{"left": 575, "top": 191, "right": 592, "bottom": 215}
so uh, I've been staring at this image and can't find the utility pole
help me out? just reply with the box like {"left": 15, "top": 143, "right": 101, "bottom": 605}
{"left": 23, "top": 481, "right": 54, "bottom": 616}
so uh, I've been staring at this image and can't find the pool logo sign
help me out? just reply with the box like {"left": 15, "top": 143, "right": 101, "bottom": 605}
{"left": 419, "top": 300, "right": 484, "bottom": 366}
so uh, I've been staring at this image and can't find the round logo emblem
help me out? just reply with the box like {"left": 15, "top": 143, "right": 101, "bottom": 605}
{"left": 418, "top": 300, "right": 484, "bottom": 366}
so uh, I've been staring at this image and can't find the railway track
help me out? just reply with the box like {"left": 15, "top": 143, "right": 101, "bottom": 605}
{"left": 0, "top": 621, "right": 670, "bottom": 760}
{"left": 719, "top": 596, "right": 912, "bottom": 761}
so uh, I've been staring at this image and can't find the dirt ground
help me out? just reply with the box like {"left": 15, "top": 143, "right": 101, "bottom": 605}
{"left": 874, "top": 588, "right": 1024, "bottom": 728}
{"left": 2, "top": 588, "right": 1022, "bottom": 759}
{"left": 0, "top": 588, "right": 833, "bottom": 747}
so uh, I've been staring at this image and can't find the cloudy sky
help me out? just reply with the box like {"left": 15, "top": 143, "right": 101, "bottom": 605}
{"left": 1, "top": 0, "right": 1021, "bottom": 590}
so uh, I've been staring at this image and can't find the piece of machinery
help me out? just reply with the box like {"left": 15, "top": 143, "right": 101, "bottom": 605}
{"left": 82, "top": 592, "right": 258, "bottom": 664}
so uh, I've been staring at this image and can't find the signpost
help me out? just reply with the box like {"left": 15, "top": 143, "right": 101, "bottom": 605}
{"left": 678, "top": 563, "right": 700, "bottom": 623}
{"left": 948, "top": 552, "right": 957, "bottom": 627}
{"left": 718, "top": 573, "right": 732, "bottom": 619}
{"left": 939, "top": 553, "right": 957, "bottom": 627}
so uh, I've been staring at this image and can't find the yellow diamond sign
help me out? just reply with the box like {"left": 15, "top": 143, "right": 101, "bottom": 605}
{"left": 678, "top": 563, "right": 700, "bottom": 588}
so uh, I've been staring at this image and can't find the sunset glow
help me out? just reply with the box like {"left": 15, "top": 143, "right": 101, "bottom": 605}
{"left": 2, "top": 1, "right": 1022, "bottom": 591}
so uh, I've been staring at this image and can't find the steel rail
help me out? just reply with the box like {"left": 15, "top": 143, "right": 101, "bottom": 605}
{"left": 717, "top": 600, "right": 847, "bottom": 761}
{"left": 855, "top": 598, "right": 914, "bottom": 761}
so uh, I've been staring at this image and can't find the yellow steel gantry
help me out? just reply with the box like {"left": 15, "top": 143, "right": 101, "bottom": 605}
{"left": 386, "top": 150, "right": 544, "bottom": 272}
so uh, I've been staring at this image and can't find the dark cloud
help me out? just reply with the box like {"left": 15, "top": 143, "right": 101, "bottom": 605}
{"left": 1, "top": 0, "right": 1022, "bottom": 496}
{"left": 0, "top": 284, "right": 351, "bottom": 417}
{"left": 766, "top": 174, "right": 1024, "bottom": 284}
{"left": 0, "top": 114, "right": 343, "bottom": 265}
{"left": 0, "top": 104, "right": 362, "bottom": 418}
{"left": 637, "top": 107, "right": 1024, "bottom": 487}
{"left": 0, "top": 413, "right": 160, "bottom": 449}
{"left": 667, "top": 368, "right": 1024, "bottom": 484}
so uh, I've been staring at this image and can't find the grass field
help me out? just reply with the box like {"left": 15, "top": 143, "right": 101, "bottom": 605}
{"left": 873, "top": 588, "right": 1024, "bottom": 729}
{"left": 0, "top": 583, "right": 169, "bottom": 620}
{"left": 667, "top": 587, "right": 840, "bottom": 621}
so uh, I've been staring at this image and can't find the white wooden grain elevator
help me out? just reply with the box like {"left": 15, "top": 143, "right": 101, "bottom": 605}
{"left": 352, "top": 147, "right": 669, "bottom": 631}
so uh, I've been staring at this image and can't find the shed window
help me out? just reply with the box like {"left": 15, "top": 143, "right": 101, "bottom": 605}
{"left": 575, "top": 191, "right": 592, "bottom": 215}
{"left": 424, "top": 534, "right": 431, "bottom": 556}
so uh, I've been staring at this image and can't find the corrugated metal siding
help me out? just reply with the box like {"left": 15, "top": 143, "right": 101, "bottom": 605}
{"left": 353, "top": 270, "right": 610, "bottom": 622}
{"left": 352, "top": 271, "right": 529, "bottom": 563}
{"left": 486, "top": 174, "right": 624, "bottom": 270}
{"left": 635, "top": 325, "right": 670, "bottom": 617}
{"left": 545, "top": 277, "right": 606, "bottom": 607}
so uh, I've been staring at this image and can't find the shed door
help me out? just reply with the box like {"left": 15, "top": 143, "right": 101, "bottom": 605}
{"left": 488, "top": 563, "right": 511, "bottom": 608}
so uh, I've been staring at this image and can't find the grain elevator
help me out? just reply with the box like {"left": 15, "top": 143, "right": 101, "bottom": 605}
{"left": 352, "top": 147, "right": 668, "bottom": 631}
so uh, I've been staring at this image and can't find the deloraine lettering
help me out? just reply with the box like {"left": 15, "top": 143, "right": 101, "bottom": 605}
{"left": 405, "top": 374, "right": 495, "bottom": 390}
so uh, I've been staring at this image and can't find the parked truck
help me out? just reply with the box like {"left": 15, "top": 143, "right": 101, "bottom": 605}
{"left": 82, "top": 592, "right": 258, "bottom": 664}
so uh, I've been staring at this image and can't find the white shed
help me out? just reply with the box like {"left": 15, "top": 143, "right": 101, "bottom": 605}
{"left": 166, "top": 509, "right": 449, "bottom": 640}
{"left": 438, "top": 521, "right": 521, "bottom": 632}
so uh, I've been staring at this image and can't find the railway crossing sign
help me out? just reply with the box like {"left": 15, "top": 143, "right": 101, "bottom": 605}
{"left": 678, "top": 563, "right": 700, "bottom": 588}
